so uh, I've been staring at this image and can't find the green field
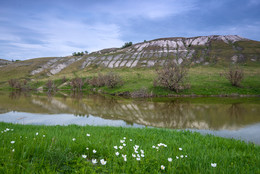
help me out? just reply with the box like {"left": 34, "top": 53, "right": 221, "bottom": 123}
{"left": 0, "top": 122, "right": 259, "bottom": 173}
{"left": 1, "top": 61, "right": 260, "bottom": 96}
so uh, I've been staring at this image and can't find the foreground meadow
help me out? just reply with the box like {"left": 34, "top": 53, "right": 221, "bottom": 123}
{"left": 0, "top": 122, "right": 259, "bottom": 173}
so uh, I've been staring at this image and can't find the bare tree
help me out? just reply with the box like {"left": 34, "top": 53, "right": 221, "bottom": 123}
{"left": 70, "top": 78, "right": 85, "bottom": 91}
{"left": 224, "top": 66, "right": 244, "bottom": 87}
{"left": 88, "top": 72, "right": 123, "bottom": 88}
{"left": 154, "top": 61, "right": 190, "bottom": 93}
{"left": 45, "top": 80, "right": 57, "bottom": 92}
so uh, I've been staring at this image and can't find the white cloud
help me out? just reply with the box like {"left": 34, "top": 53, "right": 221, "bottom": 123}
{"left": 90, "top": 0, "right": 196, "bottom": 20}
{"left": 0, "top": 14, "right": 124, "bottom": 59}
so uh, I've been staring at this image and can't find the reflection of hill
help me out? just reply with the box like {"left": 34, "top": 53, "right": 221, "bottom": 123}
{"left": 0, "top": 92, "right": 260, "bottom": 130}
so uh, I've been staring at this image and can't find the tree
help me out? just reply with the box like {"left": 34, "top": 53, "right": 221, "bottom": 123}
{"left": 70, "top": 78, "right": 85, "bottom": 91}
{"left": 154, "top": 61, "right": 190, "bottom": 93}
{"left": 224, "top": 66, "right": 244, "bottom": 87}
{"left": 45, "top": 80, "right": 57, "bottom": 92}
{"left": 121, "top": 42, "right": 133, "bottom": 49}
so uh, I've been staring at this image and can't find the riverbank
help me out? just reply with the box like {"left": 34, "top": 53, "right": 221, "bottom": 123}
{"left": 1, "top": 122, "right": 259, "bottom": 173}
{"left": 0, "top": 66, "right": 260, "bottom": 97}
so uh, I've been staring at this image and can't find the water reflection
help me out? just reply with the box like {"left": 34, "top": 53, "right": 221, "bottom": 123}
{"left": 0, "top": 91, "right": 259, "bottom": 131}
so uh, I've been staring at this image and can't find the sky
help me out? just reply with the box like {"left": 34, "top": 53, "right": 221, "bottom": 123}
{"left": 0, "top": 0, "right": 260, "bottom": 60}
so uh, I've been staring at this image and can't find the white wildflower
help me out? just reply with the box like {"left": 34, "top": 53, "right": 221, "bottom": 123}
{"left": 100, "top": 159, "right": 107, "bottom": 165}
{"left": 115, "top": 152, "right": 119, "bottom": 156}
{"left": 86, "top": 133, "right": 90, "bottom": 137}
{"left": 114, "top": 146, "right": 118, "bottom": 149}
{"left": 72, "top": 138, "right": 76, "bottom": 141}
{"left": 152, "top": 145, "right": 155, "bottom": 148}
{"left": 12, "top": 149, "right": 15, "bottom": 152}
{"left": 180, "top": 155, "right": 184, "bottom": 158}
{"left": 122, "top": 154, "right": 127, "bottom": 161}
{"left": 161, "top": 165, "right": 165, "bottom": 170}
{"left": 176, "top": 156, "right": 179, "bottom": 159}
{"left": 119, "top": 146, "right": 123, "bottom": 149}
{"left": 132, "top": 154, "right": 136, "bottom": 158}
{"left": 11, "top": 141, "right": 15, "bottom": 144}
{"left": 36, "top": 132, "right": 38, "bottom": 136}
{"left": 179, "top": 148, "right": 182, "bottom": 151}
{"left": 82, "top": 154, "right": 87, "bottom": 158}
{"left": 136, "top": 157, "right": 141, "bottom": 161}
{"left": 92, "top": 159, "right": 97, "bottom": 164}
{"left": 211, "top": 163, "right": 217, "bottom": 167}
{"left": 123, "top": 143, "right": 126, "bottom": 146}
{"left": 141, "top": 154, "right": 145, "bottom": 157}
{"left": 93, "top": 149, "right": 97, "bottom": 153}
{"left": 168, "top": 158, "right": 172, "bottom": 162}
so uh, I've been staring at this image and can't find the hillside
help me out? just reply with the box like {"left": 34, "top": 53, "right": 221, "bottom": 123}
{"left": 0, "top": 35, "right": 260, "bottom": 96}
{"left": 0, "top": 59, "right": 11, "bottom": 67}
{"left": 0, "top": 35, "right": 260, "bottom": 79}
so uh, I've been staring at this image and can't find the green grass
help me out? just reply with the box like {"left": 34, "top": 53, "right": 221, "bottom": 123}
{"left": 0, "top": 122, "right": 259, "bottom": 173}
{"left": 1, "top": 65, "right": 260, "bottom": 96}
{"left": 55, "top": 65, "right": 260, "bottom": 96}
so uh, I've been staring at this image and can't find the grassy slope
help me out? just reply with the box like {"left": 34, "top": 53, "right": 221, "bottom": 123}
{"left": 46, "top": 65, "right": 260, "bottom": 96}
{"left": 1, "top": 65, "right": 259, "bottom": 96}
{"left": 0, "top": 39, "right": 259, "bottom": 95}
{"left": 0, "top": 122, "right": 259, "bottom": 173}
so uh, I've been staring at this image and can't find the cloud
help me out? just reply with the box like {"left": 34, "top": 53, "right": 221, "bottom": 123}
{"left": 89, "top": 0, "right": 196, "bottom": 20}
{"left": 0, "top": 12, "right": 124, "bottom": 59}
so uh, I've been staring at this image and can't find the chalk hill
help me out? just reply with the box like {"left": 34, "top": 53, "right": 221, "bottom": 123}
{"left": 0, "top": 35, "right": 260, "bottom": 80}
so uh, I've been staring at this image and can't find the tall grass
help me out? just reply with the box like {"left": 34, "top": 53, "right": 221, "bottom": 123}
{"left": 0, "top": 122, "right": 259, "bottom": 173}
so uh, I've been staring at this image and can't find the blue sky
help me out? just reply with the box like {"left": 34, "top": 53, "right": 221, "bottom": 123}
{"left": 0, "top": 0, "right": 260, "bottom": 60}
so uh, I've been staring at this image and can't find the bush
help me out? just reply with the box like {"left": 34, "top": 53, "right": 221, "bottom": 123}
{"left": 70, "top": 78, "right": 85, "bottom": 91}
{"left": 72, "top": 51, "right": 87, "bottom": 56}
{"left": 130, "top": 88, "right": 151, "bottom": 98}
{"left": 154, "top": 61, "right": 189, "bottom": 93}
{"left": 121, "top": 42, "right": 132, "bottom": 49}
{"left": 224, "top": 66, "right": 244, "bottom": 87}
{"left": 104, "top": 72, "right": 123, "bottom": 88}
{"left": 8, "top": 79, "right": 30, "bottom": 91}
{"left": 88, "top": 72, "right": 123, "bottom": 88}
{"left": 8, "top": 79, "right": 21, "bottom": 89}
{"left": 45, "top": 80, "right": 57, "bottom": 92}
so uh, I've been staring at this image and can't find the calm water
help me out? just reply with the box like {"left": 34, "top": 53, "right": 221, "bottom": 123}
{"left": 0, "top": 91, "right": 260, "bottom": 144}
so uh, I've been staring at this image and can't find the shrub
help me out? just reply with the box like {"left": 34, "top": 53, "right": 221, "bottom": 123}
{"left": 121, "top": 42, "right": 132, "bottom": 49}
{"left": 8, "top": 79, "right": 30, "bottom": 91}
{"left": 224, "top": 66, "right": 244, "bottom": 87}
{"left": 62, "top": 76, "right": 67, "bottom": 83}
{"left": 45, "top": 80, "right": 57, "bottom": 92}
{"left": 70, "top": 78, "right": 85, "bottom": 91}
{"left": 131, "top": 88, "right": 151, "bottom": 98}
{"left": 154, "top": 61, "right": 189, "bottom": 93}
{"left": 104, "top": 72, "right": 123, "bottom": 88}
{"left": 72, "top": 52, "right": 85, "bottom": 56}
{"left": 8, "top": 79, "right": 20, "bottom": 89}
{"left": 88, "top": 72, "right": 123, "bottom": 88}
